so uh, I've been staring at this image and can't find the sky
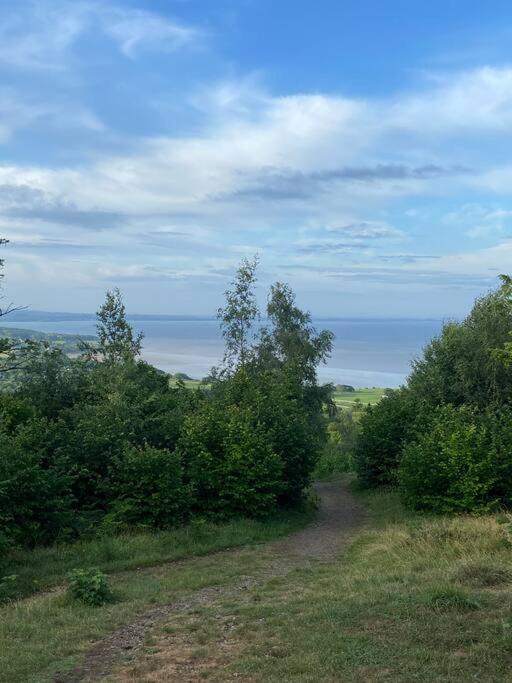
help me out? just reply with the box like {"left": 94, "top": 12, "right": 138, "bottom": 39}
{"left": 2, "top": 0, "right": 512, "bottom": 317}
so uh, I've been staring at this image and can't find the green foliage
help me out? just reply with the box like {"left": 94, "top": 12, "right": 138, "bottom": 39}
{"left": 180, "top": 392, "right": 282, "bottom": 518}
{"left": 0, "top": 574, "right": 17, "bottom": 601}
{"left": 108, "top": 445, "right": 190, "bottom": 528}
{"left": 67, "top": 568, "right": 113, "bottom": 606}
{"left": 355, "top": 275, "right": 512, "bottom": 512}
{"left": 83, "top": 287, "right": 143, "bottom": 364}
{"left": 0, "top": 258, "right": 331, "bottom": 555}
{"left": 0, "top": 420, "right": 74, "bottom": 548}
{"left": 218, "top": 256, "right": 259, "bottom": 370}
{"left": 355, "top": 388, "right": 414, "bottom": 488}
{"left": 408, "top": 278, "right": 512, "bottom": 408}
{"left": 399, "top": 406, "right": 512, "bottom": 512}
{"left": 315, "top": 409, "right": 359, "bottom": 477}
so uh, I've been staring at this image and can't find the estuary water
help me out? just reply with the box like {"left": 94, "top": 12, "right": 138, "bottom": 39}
{"left": 0, "top": 317, "right": 443, "bottom": 388}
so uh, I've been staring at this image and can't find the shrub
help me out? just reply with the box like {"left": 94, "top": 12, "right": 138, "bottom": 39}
{"left": 180, "top": 399, "right": 283, "bottom": 518}
{"left": 398, "top": 406, "right": 512, "bottom": 513}
{"left": 108, "top": 445, "right": 190, "bottom": 528}
{"left": 0, "top": 574, "right": 17, "bottom": 602}
{"left": 0, "top": 420, "right": 74, "bottom": 548}
{"left": 67, "top": 567, "right": 113, "bottom": 606}
{"left": 355, "top": 388, "right": 414, "bottom": 488}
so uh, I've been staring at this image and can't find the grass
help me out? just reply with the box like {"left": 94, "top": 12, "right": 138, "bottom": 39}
{"left": 169, "top": 379, "right": 385, "bottom": 410}
{"left": 0, "top": 504, "right": 315, "bottom": 683}
{"left": 116, "top": 481, "right": 512, "bottom": 682}
{"left": 1, "top": 508, "right": 312, "bottom": 603}
{"left": 332, "top": 387, "right": 385, "bottom": 409}
{"left": 1, "top": 545, "right": 289, "bottom": 683}
{"left": 6, "top": 481, "right": 512, "bottom": 682}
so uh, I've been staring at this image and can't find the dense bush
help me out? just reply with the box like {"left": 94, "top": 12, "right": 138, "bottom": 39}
{"left": 180, "top": 393, "right": 283, "bottom": 518}
{"left": 400, "top": 406, "right": 512, "bottom": 513}
{"left": 0, "top": 258, "right": 332, "bottom": 552}
{"left": 355, "top": 388, "right": 415, "bottom": 488}
{"left": 400, "top": 406, "right": 493, "bottom": 512}
{"left": 0, "top": 420, "right": 74, "bottom": 549}
{"left": 355, "top": 275, "right": 512, "bottom": 513}
{"left": 108, "top": 445, "right": 190, "bottom": 529}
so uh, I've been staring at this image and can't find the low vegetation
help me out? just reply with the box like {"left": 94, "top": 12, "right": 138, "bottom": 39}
{"left": 91, "top": 482, "right": 512, "bottom": 682}
{"left": 355, "top": 275, "right": 512, "bottom": 512}
{"left": 0, "top": 251, "right": 332, "bottom": 592}
{"left": 0, "top": 508, "right": 312, "bottom": 603}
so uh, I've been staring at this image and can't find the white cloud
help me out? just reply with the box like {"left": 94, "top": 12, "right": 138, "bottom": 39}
{"left": 3, "top": 63, "right": 512, "bottom": 309}
{"left": 388, "top": 67, "right": 512, "bottom": 134}
{"left": 443, "top": 204, "right": 512, "bottom": 238}
{"left": 0, "top": 0, "right": 199, "bottom": 69}
{"left": 101, "top": 7, "right": 198, "bottom": 58}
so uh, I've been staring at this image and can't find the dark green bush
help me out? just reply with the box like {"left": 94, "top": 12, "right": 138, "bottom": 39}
{"left": 399, "top": 406, "right": 512, "bottom": 513}
{"left": 67, "top": 567, "right": 113, "bottom": 606}
{"left": 180, "top": 398, "right": 282, "bottom": 518}
{"left": 355, "top": 388, "right": 415, "bottom": 488}
{"left": 0, "top": 263, "right": 332, "bottom": 552}
{"left": 0, "top": 420, "right": 74, "bottom": 547}
{"left": 108, "top": 445, "right": 190, "bottom": 528}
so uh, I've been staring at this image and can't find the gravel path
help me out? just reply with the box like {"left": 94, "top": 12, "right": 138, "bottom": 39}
{"left": 54, "top": 480, "right": 365, "bottom": 683}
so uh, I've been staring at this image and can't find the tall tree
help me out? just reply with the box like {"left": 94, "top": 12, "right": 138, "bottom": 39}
{"left": 84, "top": 288, "right": 143, "bottom": 365}
{"left": 217, "top": 256, "right": 259, "bottom": 371}
{"left": 259, "top": 282, "right": 334, "bottom": 384}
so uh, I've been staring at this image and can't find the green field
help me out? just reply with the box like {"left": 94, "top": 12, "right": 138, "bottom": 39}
{"left": 169, "top": 377, "right": 386, "bottom": 409}
{"left": 332, "top": 387, "right": 385, "bottom": 409}
{"left": 0, "top": 327, "right": 95, "bottom": 354}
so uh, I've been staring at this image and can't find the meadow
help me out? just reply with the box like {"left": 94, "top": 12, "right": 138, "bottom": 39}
{"left": 332, "top": 386, "right": 385, "bottom": 409}
{"left": 111, "top": 480, "right": 512, "bottom": 682}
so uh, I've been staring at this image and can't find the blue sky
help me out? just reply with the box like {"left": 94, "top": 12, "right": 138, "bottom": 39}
{"left": 2, "top": 0, "right": 512, "bottom": 317}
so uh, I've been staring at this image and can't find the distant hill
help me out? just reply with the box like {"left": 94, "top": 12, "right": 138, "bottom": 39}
{"left": 4, "top": 310, "right": 215, "bottom": 323}
{"left": 0, "top": 327, "right": 96, "bottom": 354}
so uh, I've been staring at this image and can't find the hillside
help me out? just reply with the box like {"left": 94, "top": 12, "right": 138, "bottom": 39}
{"left": 0, "top": 326, "right": 96, "bottom": 354}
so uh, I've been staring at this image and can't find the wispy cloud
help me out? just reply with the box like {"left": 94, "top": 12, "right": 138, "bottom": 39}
{"left": 0, "top": 0, "right": 200, "bottom": 69}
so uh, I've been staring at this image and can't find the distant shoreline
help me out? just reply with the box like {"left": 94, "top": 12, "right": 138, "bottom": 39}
{"left": 3, "top": 310, "right": 444, "bottom": 324}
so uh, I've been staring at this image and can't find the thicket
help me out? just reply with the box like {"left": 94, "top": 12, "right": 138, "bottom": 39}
{"left": 0, "top": 254, "right": 333, "bottom": 559}
{"left": 355, "top": 275, "right": 512, "bottom": 512}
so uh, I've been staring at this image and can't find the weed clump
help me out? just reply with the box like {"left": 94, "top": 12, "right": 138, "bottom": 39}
{"left": 67, "top": 568, "right": 114, "bottom": 606}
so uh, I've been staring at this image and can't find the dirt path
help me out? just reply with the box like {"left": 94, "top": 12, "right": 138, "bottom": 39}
{"left": 54, "top": 480, "right": 365, "bottom": 683}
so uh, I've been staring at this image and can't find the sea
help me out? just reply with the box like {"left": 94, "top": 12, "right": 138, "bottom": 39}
{"left": 0, "top": 316, "right": 444, "bottom": 388}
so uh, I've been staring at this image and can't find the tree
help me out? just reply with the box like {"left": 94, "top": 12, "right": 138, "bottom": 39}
{"left": 259, "top": 282, "right": 334, "bottom": 385}
{"left": 217, "top": 256, "right": 259, "bottom": 371}
{"left": 83, "top": 288, "right": 143, "bottom": 365}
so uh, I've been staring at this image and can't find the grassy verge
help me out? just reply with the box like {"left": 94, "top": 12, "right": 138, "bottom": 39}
{"left": 1, "top": 507, "right": 312, "bottom": 602}
{"left": 119, "top": 482, "right": 512, "bottom": 682}
{"left": 0, "top": 505, "right": 314, "bottom": 683}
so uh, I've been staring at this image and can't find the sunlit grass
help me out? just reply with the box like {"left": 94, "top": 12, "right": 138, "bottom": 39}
{"left": 120, "top": 484, "right": 512, "bottom": 682}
